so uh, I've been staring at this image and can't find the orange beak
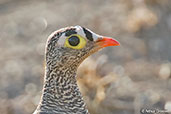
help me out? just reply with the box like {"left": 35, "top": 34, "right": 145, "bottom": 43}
{"left": 96, "top": 37, "right": 120, "bottom": 48}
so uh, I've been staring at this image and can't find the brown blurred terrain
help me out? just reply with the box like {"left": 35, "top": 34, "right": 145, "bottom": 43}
{"left": 0, "top": 0, "right": 171, "bottom": 114}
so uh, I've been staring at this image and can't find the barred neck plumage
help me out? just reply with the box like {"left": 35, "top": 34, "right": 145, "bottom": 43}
{"left": 35, "top": 63, "right": 89, "bottom": 114}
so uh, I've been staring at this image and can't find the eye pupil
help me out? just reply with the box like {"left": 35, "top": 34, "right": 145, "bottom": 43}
{"left": 68, "top": 36, "right": 80, "bottom": 46}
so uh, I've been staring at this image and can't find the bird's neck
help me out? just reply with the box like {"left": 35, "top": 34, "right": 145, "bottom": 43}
{"left": 36, "top": 63, "right": 89, "bottom": 114}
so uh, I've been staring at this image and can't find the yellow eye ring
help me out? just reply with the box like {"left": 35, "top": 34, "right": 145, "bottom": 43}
{"left": 64, "top": 34, "right": 86, "bottom": 49}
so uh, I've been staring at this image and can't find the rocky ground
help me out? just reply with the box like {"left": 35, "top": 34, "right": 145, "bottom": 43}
{"left": 0, "top": 0, "right": 171, "bottom": 114}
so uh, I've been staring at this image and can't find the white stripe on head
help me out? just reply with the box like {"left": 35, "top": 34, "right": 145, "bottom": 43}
{"left": 57, "top": 33, "right": 66, "bottom": 46}
{"left": 85, "top": 28, "right": 102, "bottom": 41}
{"left": 75, "top": 25, "right": 86, "bottom": 39}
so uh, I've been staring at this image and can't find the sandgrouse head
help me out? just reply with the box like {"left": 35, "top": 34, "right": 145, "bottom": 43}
{"left": 45, "top": 25, "right": 120, "bottom": 68}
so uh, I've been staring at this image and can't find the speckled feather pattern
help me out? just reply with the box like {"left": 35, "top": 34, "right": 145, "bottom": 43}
{"left": 34, "top": 26, "right": 103, "bottom": 114}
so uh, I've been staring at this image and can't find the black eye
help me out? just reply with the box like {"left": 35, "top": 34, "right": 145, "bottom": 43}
{"left": 68, "top": 36, "right": 80, "bottom": 46}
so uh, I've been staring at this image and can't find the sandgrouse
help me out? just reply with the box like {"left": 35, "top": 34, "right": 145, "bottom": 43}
{"left": 34, "top": 25, "right": 120, "bottom": 114}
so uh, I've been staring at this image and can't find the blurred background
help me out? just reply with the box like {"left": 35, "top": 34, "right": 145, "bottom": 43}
{"left": 0, "top": 0, "right": 171, "bottom": 114}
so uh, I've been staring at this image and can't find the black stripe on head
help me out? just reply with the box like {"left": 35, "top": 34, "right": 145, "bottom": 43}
{"left": 82, "top": 27, "right": 93, "bottom": 41}
{"left": 65, "top": 28, "right": 77, "bottom": 36}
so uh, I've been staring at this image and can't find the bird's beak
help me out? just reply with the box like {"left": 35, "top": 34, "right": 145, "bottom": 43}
{"left": 95, "top": 37, "right": 120, "bottom": 48}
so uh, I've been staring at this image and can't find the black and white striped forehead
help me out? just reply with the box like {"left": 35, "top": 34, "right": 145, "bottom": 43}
{"left": 55, "top": 25, "right": 102, "bottom": 46}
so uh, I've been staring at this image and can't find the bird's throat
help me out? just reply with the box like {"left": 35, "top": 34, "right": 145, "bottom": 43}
{"left": 36, "top": 64, "right": 89, "bottom": 114}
